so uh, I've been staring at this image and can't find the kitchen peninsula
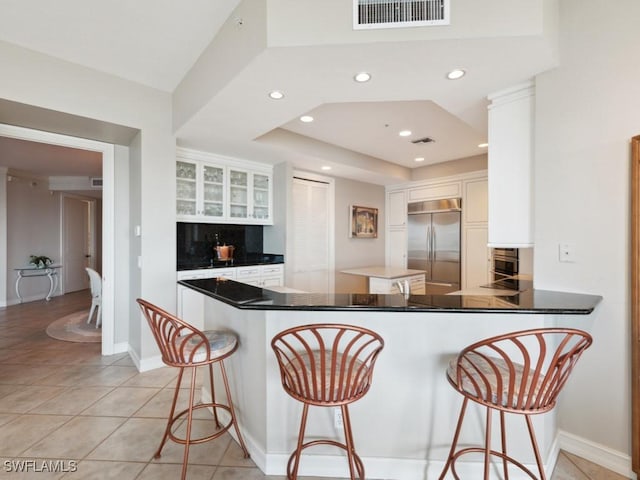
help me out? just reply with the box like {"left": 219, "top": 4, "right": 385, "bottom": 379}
{"left": 179, "top": 277, "right": 600, "bottom": 480}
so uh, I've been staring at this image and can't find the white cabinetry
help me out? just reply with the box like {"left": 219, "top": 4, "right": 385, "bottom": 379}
{"left": 386, "top": 190, "right": 407, "bottom": 267}
{"left": 176, "top": 148, "right": 273, "bottom": 225}
{"left": 235, "top": 264, "right": 284, "bottom": 287}
{"left": 177, "top": 268, "right": 236, "bottom": 330}
{"left": 487, "top": 82, "right": 534, "bottom": 247}
{"left": 462, "top": 177, "right": 491, "bottom": 289}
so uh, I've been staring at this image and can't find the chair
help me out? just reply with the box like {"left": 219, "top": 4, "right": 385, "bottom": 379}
{"left": 136, "top": 299, "right": 249, "bottom": 480}
{"left": 85, "top": 267, "right": 102, "bottom": 328}
{"left": 271, "top": 324, "right": 384, "bottom": 480}
{"left": 439, "top": 328, "right": 593, "bottom": 480}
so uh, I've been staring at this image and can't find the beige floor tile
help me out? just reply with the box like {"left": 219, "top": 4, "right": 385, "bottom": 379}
{"left": 35, "top": 365, "right": 103, "bottom": 387}
{"left": 152, "top": 420, "right": 231, "bottom": 466}
{"left": 72, "top": 366, "right": 139, "bottom": 387}
{"left": 86, "top": 417, "right": 168, "bottom": 462}
{"left": 0, "top": 414, "right": 72, "bottom": 456}
{"left": 563, "top": 451, "right": 629, "bottom": 480}
{"left": 22, "top": 416, "right": 126, "bottom": 459}
{"left": 133, "top": 387, "right": 192, "bottom": 418}
{"left": 0, "top": 364, "right": 61, "bottom": 385}
{"left": 212, "top": 466, "right": 285, "bottom": 479}
{"left": 551, "top": 452, "right": 590, "bottom": 479}
{"left": 29, "top": 387, "right": 113, "bottom": 415}
{"left": 80, "top": 386, "right": 160, "bottom": 417}
{"left": 60, "top": 460, "right": 146, "bottom": 479}
{"left": 0, "top": 385, "right": 66, "bottom": 413}
{"left": 219, "top": 437, "right": 254, "bottom": 468}
{"left": 137, "top": 462, "right": 215, "bottom": 480}
{"left": 0, "top": 412, "right": 17, "bottom": 427}
{"left": 121, "top": 366, "right": 178, "bottom": 388}
{"left": 110, "top": 354, "right": 136, "bottom": 367}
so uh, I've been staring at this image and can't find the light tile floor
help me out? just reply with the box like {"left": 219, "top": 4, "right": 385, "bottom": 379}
{"left": 0, "top": 291, "right": 630, "bottom": 479}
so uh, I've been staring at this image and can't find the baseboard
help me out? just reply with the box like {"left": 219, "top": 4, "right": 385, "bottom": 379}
{"left": 128, "top": 349, "right": 164, "bottom": 372}
{"left": 558, "top": 429, "right": 636, "bottom": 479}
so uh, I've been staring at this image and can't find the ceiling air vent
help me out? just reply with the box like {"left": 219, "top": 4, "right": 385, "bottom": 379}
{"left": 90, "top": 177, "right": 103, "bottom": 188}
{"left": 353, "top": 0, "right": 450, "bottom": 30}
{"left": 412, "top": 137, "right": 435, "bottom": 144}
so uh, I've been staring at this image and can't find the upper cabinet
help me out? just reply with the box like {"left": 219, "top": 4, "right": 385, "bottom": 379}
{"left": 487, "top": 81, "right": 534, "bottom": 247}
{"left": 176, "top": 148, "right": 273, "bottom": 225}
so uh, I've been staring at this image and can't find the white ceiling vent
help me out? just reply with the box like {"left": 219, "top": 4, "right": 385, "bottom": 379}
{"left": 90, "top": 177, "right": 103, "bottom": 188}
{"left": 354, "top": 0, "right": 450, "bottom": 30}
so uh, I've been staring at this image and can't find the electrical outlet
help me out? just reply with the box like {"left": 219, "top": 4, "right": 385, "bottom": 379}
{"left": 334, "top": 408, "right": 343, "bottom": 429}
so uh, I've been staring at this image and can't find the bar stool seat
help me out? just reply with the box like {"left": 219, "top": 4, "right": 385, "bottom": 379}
{"left": 271, "top": 323, "right": 384, "bottom": 480}
{"left": 137, "top": 299, "right": 249, "bottom": 480}
{"left": 439, "top": 328, "right": 592, "bottom": 480}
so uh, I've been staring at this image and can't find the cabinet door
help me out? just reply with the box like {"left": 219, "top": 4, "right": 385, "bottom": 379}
{"left": 201, "top": 164, "right": 225, "bottom": 220}
{"left": 386, "top": 228, "right": 407, "bottom": 268}
{"left": 387, "top": 190, "right": 407, "bottom": 228}
{"left": 177, "top": 285, "right": 205, "bottom": 331}
{"left": 464, "top": 178, "right": 488, "bottom": 224}
{"left": 252, "top": 173, "right": 271, "bottom": 222}
{"left": 228, "top": 168, "right": 249, "bottom": 220}
{"left": 463, "top": 226, "right": 490, "bottom": 289}
{"left": 176, "top": 160, "right": 198, "bottom": 216}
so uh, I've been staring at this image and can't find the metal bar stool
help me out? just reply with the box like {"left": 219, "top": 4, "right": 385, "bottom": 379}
{"left": 271, "top": 323, "right": 384, "bottom": 480}
{"left": 137, "top": 299, "right": 249, "bottom": 480}
{"left": 439, "top": 328, "right": 592, "bottom": 480}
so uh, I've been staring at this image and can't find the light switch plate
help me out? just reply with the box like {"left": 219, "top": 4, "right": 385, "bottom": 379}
{"left": 559, "top": 243, "right": 575, "bottom": 262}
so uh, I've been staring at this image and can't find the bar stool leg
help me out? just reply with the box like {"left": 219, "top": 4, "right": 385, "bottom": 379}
{"left": 219, "top": 359, "right": 250, "bottom": 458}
{"left": 289, "top": 403, "right": 310, "bottom": 480}
{"left": 439, "top": 397, "right": 469, "bottom": 480}
{"left": 180, "top": 366, "right": 198, "bottom": 480}
{"left": 525, "top": 415, "right": 546, "bottom": 480}
{"left": 483, "top": 407, "right": 492, "bottom": 480}
{"left": 500, "top": 411, "right": 509, "bottom": 480}
{"left": 208, "top": 364, "right": 221, "bottom": 429}
{"left": 155, "top": 367, "right": 185, "bottom": 459}
{"left": 341, "top": 404, "right": 363, "bottom": 480}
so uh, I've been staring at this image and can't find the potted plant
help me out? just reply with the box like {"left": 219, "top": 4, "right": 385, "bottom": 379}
{"left": 29, "top": 255, "right": 53, "bottom": 268}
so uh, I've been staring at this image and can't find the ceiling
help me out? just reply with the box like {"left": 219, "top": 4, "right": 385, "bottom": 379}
{"left": 0, "top": 0, "right": 558, "bottom": 186}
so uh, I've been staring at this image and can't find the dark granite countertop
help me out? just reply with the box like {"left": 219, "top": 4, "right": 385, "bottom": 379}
{"left": 177, "top": 254, "right": 284, "bottom": 271}
{"left": 179, "top": 277, "right": 602, "bottom": 315}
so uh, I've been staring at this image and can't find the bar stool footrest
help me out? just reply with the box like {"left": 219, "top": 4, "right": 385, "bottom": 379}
{"left": 287, "top": 439, "right": 365, "bottom": 480}
{"left": 450, "top": 447, "right": 540, "bottom": 480}
{"left": 167, "top": 403, "right": 234, "bottom": 446}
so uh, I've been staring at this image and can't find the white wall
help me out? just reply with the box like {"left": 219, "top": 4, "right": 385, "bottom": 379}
{"left": 334, "top": 176, "right": 386, "bottom": 293}
{"left": 6, "top": 177, "right": 61, "bottom": 303}
{"left": 0, "top": 40, "right": 175, "bottom": 365}
{"left": 534, "top": 0, "right": 640, "bottom": 467}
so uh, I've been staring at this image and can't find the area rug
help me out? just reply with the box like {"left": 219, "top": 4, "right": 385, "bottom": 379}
{"left": 46, "top": 310, "right": 102, "bottom": 343}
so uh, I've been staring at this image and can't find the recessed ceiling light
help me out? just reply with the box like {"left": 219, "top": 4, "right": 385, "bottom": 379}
{"left": 399, "top": 130, "right": 412, "bottom": 137}
{"left": 478, "top": 142, "right": 489, "bottom": 148}
{"left": 321, "top": 165, "right": 332, "bottom": 171}
{"left": 300, "top": 115, "right": 314, "bottom": 123}
{"left": 354, "top": 72, "right": 371, "bottom": 83}
{"left": 414, "top": 157, "right": 425, "bottom": 162}
{"left": 446, "top": 69, "right": 466, "bottom": 80}
{"left": 268, "top": 90, "right": 284, "bottom": 100}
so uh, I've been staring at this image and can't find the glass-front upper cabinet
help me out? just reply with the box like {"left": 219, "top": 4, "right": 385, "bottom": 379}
{"left": 176, "top": 148, "right": 273, "bottom": 224}
{"left": 176, "top": 157, "right": 225, "bottom": 222}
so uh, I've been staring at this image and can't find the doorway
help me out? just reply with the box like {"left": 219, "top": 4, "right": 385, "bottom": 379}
{"left": 62, "top": 194, "right": 97, "bottom": 293}
{"left": 0, "top": 123, "right": 116, "bottom": 355}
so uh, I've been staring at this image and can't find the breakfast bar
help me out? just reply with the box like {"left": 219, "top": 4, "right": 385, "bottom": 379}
{"left": 179, "top": 277, "right": 601, "bottom": 479}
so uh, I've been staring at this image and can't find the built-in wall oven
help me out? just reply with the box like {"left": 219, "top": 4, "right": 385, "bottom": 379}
{"left": 492, "top": 248, "right": 519, "bottom": 281}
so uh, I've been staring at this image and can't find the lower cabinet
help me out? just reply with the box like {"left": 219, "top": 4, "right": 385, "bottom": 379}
{"left": 235, "top": 264, "right": 284, "bottom": 287}
{"left": 463, "top": 226, "right": 491, "bottom": 289}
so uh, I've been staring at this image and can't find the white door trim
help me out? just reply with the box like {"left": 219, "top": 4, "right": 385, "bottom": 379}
{"left": 0, "top": 123, "right": 116, "bottom": 355}
{"left": 59, "top": 193, "right": 96, "bottom": 293}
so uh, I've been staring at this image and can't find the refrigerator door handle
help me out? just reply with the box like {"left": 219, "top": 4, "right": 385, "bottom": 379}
{"left": 431, "top": 225, "right": 436, "bottom": 261}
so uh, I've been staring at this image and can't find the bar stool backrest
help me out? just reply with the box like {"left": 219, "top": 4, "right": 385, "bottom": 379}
{"left": 271, "top": 324, "right": 384, "bottom": 406}
{"left": 137, "top": 298, "right": 218, "bottom": 368}
{"left": 451, "top": 328, "right": 592, "bottom": 413}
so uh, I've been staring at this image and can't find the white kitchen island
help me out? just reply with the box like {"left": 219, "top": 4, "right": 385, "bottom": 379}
{"left": 341, "top": 266, "right": 426, "bottom": 294}
{"left": 179, "top": 277, "right": 601, "bottom": 480}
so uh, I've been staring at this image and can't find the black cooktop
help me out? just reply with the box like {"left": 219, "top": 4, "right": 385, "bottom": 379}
{"left": 481, "top": 278, "right": 533, "bottom": 292}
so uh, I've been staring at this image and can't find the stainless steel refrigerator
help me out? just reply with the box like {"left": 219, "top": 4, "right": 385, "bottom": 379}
{"left": 407, "top": 198, "right": 461, "bottom": 294}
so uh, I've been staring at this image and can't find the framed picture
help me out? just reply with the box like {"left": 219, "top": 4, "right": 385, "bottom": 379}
{"left": 350, "top": 205, "right": 378, "bottom": 238}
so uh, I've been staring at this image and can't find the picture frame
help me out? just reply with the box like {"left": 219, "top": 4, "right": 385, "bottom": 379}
{"left": 349, "top": 205, "right": 378, "bottom": 238}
